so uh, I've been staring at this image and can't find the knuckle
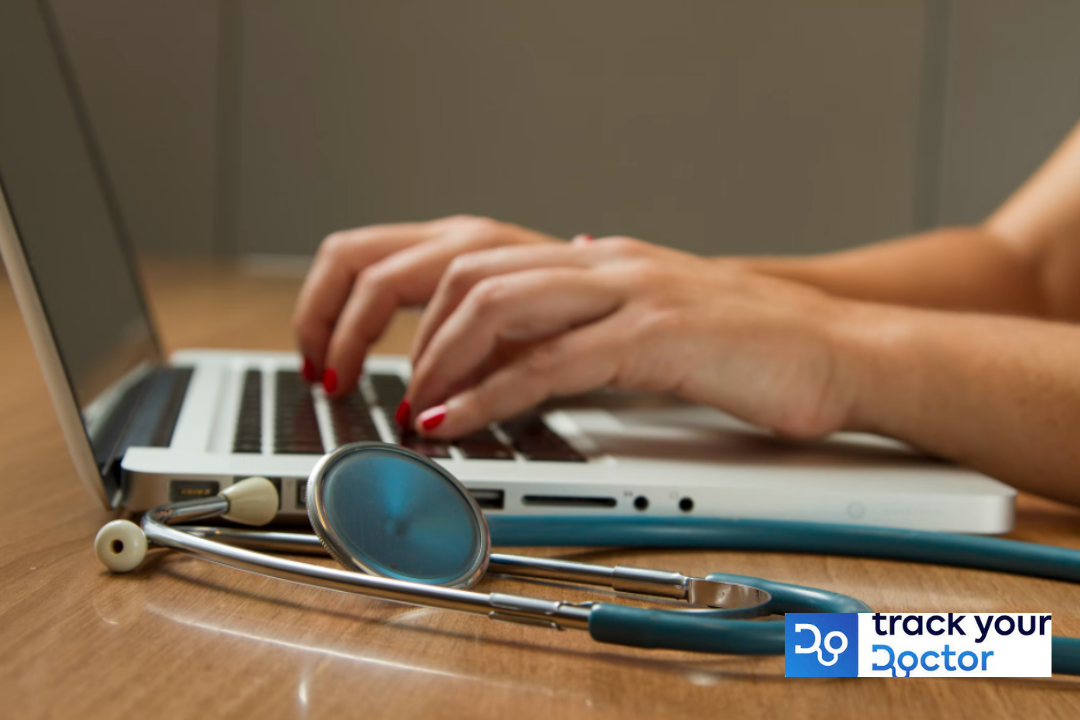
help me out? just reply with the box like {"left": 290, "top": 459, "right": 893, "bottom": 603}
{"left": 458, "top": 216, "right": 503, "bottom": 244}
{"left": 613, "top": 262, "right": 662, "bottom": 289}
{"left": 605, "top": 236, "right": 644, "bottom": 256}
{"left": 467, "top": 278, "right": 511, "bottom": 315}
{"left": 442, "top": 213, "right": 478, "bottom": 225}
{"left": 523, "top": 342, "right": 566, "bottom": 376}
{"left": 358, "top": 263, "right": 397, "bottom": 295}
{"left": 317, "top": 231, "right": 352, "bottom": 259}
{"left": 444, "top": 253, "right": 483, "bottom": 291}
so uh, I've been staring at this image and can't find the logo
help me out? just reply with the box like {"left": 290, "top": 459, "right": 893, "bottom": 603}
{"left": 785, "top": 613, "right": 859, "bottom": 677}
{"left": 784, "top": 613, "right": 1052, "bottom": 678}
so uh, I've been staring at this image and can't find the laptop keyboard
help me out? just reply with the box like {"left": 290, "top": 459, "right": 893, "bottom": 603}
{"left": 232, "top": 370, "right": 263, "bottom": 454}
{"left": 274, "top": 371, "right": 324, "bottom": 454}
{"left": 233, "top": 369, "right": 585, "bottom": 462}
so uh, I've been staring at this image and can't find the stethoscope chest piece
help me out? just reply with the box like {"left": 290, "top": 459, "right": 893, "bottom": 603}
{"left": 306, "top": 442, "right": 491, "bottom": 589}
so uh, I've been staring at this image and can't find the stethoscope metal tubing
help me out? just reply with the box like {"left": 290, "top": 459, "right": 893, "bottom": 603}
{"left": 145, "top": 516, "right": 593, "bottom": 631}
{"left": 184, "top": 526, "right": 772, "bottom": 611}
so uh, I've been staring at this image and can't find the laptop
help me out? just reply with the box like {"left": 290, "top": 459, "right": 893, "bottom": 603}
{"left": 0, "top": 0, "right": 1016, "bottom": 533}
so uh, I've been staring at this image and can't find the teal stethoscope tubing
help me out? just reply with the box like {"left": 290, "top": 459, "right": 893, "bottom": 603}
{"left": 488, "top": 516, "right": 1080, "bottom": 675}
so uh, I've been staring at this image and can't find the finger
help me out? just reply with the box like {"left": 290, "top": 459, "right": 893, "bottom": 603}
{"left": 414, "top": 318, "right": 625, "bottom": 438}
{"left": 408, "top": 267, "right": 624, "bottom": 415}
{"left": 409, "top": 242, "right": 601, "bottom": 365}
{"left": 292, "top": 222, "right": 440, "bottom": 376}
{"left": 321, "top": 229, "right": 510, "bottom": 397}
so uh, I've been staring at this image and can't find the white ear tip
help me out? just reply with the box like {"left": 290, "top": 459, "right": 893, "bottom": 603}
{"left": 94, "top": 520, "right": 148, "bottom": 572}
{"left": 221, "top": 477, "right": 279, "bottom": 526}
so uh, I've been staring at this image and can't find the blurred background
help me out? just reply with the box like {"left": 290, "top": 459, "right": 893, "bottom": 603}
{"left": 46, "top": 0, "right": 1080, "bottom": 262}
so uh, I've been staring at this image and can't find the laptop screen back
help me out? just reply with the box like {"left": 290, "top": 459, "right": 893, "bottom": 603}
{"left": 0, "top": 1, "right": 160, "bottom": 455}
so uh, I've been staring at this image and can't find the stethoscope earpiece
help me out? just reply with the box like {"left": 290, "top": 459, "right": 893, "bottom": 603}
{"left": 94, "top": 519, "right": 147, "bottom": 573}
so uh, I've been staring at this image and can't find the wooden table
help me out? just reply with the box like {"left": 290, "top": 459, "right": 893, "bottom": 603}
{"left": 3, "top": 259, "right": 1080, "bottom": 719}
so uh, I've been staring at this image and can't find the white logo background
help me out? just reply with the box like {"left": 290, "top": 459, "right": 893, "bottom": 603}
{"left": 857, "top": 613, "right": 1051, "bottom": 678}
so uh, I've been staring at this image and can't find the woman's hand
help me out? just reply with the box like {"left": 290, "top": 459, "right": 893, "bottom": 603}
{"left": 292, "top": 215, "right": 560, "bottom": 396}
{"left": 405, "top": 236, "right": 861, "bottom": 439}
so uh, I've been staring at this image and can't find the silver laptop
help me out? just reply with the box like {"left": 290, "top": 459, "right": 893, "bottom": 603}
{"left": 0, "top": 0, "right": 1016, "bottom": 533}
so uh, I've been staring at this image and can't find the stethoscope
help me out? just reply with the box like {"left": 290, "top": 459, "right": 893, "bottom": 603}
{"left": 94, "top": 442, "right": 1080, "bottom": 674}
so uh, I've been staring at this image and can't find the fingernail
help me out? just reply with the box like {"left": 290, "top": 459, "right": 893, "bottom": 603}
{"left": 322, "top": 367, "right": 338, "bottom": 394}
{"left": 301, "top": 357, "right": 317, "bottom": 383}
{"left": 418, "top": 405, "right": 447, "bottom": 432}
{"left": 572, "top": 233, "right": 594, "bottom": 245}
{"left": 394, "top": 399, "right": 412, "bottom": 428}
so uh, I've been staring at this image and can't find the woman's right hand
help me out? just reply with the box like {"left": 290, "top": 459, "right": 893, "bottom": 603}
{"left": 292, "top": 215, "right": 561, "bottom": 397}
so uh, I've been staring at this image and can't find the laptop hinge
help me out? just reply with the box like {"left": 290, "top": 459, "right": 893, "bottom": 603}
{"left": 98, "top": 366, "right": 195, "bottom": 498}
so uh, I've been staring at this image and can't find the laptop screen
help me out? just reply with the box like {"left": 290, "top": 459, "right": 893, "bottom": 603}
{"left": 0, "top": 2, "right": 160, "bottom": 459}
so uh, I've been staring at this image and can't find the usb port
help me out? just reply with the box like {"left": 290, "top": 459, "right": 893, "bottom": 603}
{"left": 469, "top": 489, "right": 505, "bottom": 510}
{"left": 296, "top": 480, "right": 307, "bottom": 508}
{"left": 169, "top": 480, "right": 220, "bottom": 502}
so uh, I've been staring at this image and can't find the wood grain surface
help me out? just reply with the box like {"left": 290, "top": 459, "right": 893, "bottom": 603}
{"left": 2, "top": 259, "right": 1079, "bottom": 719}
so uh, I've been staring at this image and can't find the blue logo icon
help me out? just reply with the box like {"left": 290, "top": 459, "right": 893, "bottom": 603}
{"left": 785, "top": 613, "right": 859, "bottom": 677}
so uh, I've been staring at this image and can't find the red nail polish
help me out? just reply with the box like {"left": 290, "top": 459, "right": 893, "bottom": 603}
{"left": 581, "top": 234, "right": 594, "bottom": 241}
{"left": 395, "top": 400, "right": 412, "bottom": 428}
{"left": 322, "top": 367, "right": 338, "bottom": 394}
{"left": 418, "top": 406, "right": 447, "bottom": 431}
{"left": 301, "top": 357, "right": 317, "bottom": 383}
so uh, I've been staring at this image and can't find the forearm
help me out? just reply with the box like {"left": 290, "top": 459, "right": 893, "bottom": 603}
{"left": 736, "top": 226, "right": 1047, "bottom": 317}
{"left": 838, "top": 302, "right": 1080, "bottom": 506}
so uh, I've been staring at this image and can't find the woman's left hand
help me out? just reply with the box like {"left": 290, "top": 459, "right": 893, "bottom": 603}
{"left": 405, "top": 236, "right": 862, "bottom": 440}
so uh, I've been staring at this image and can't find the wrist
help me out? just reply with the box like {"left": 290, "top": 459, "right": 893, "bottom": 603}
{"left": 823, "top": 299, "right": 922, "bottom": 436}
{"left": 723, "top": 255, "right": 837, "bottom": 293}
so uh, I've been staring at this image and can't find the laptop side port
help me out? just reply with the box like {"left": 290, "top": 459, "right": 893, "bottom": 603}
{"left": 296, "top": 480, "right": 307, "bottom": 509}
{"left": 469, "top": 489, "right": 505, "bottom": 510}
{"left": 521, "top": 495, "right": 616, "bottom": 508}
{"left": 169, "top": 480, "right": 220, "bottom": 502}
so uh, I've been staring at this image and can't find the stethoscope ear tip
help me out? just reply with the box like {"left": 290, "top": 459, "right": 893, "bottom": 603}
{"left": 220, "top": 477, "right": 279, "bottom": 526}
{"left": 94, "top": 519, "right": 148, "bottom": 573}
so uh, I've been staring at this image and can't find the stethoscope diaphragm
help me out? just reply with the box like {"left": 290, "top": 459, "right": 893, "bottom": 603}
{"left": 306, "top": 443, "right": 491, "bottom": 589}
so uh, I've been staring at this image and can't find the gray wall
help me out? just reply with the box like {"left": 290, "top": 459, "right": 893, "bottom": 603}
{"left": 49, "top": 1, "right": 1080, "bottom": 260}
{"left": 52, "top": 0, "right": 220, "bottom": 255}
{"left": 937, "top": 0, "right": 1080, "bottom": 225}
{"left": 233, "top": 1, "right": 927, "bottom": 257}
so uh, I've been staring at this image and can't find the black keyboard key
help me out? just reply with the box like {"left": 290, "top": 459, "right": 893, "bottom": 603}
{"left": 383, "top": 420, "right": 450, "bottom": 458}
{"left": 401, "top": 438, "right": 452, "bottom": 458}
{"left": 457, "top": 442, "right": 515, "bottom": 460}
{"left": 232, "top": 370, "right": 263, "bottom": 453}
{"left": 456, "top": 428, "right": 502, "bottom": 444}
{"left": 498, "top": 415, "right": 586, "bottom": 462}
{"left": 328, "top": 389, "right": 382, "bottom": 445}
{"left": 515, "top": 446, "right": 584, "bottom": 462}
{"left": 455, "top": 428, "right": 515, "bottom": 460}
{"left": 369, "top": 373, "right": 407, "bottom": 409}
{"left": 283, "top": 443, "right": 325, "bottom": 454}
{"left": 275, "top": 371, "right": 324, "bottom": 454}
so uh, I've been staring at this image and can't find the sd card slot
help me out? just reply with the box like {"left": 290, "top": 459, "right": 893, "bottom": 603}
{"left": 521, "top": 495, "right": 616, "bottom": 508}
